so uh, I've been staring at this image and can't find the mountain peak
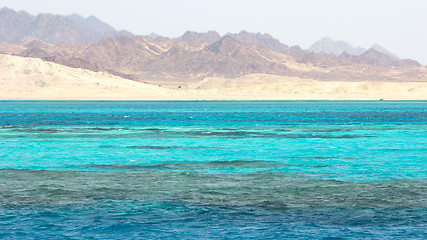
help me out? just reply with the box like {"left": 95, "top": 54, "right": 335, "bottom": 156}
{"left": 175, "top": 30, "right": 221, "bottom": 42}
{"left": 0, "top": 7, "right": 130, "bottom": 45}
{"left": 309, "top": 37, "right": 366, "bottom": 56}
{"left": 87, "top": 15, "right": 99, "bottom": 21}
{"left": 361, "top": 48, "right": 399, "bottom": 61}
{"left": 320, "top": 36, "right": 333, "bottom": 42}
{"left": 66, "top": 14, "right": 116, "bottom": 35}
{"left": 227, "top": 30, "right": 294, "bottom": 54}
{"left": 68, "top": 13, "right": 85, "bottom": 21}
{"left": 204, "top": 35, "right": 241, "bottom": 54}
{"left": 369, "top": 44, "right": 399, "bottom": 58}
{"left": 342, "top": 48, "right": 421, "bottom": 67}
{"left": 238, "top": 30, "right": 250, "bottom": 35}
{"left": 0, "top": 7, "right": 14, "bottom": 13}
{"left": 362, "top": 48, "right": 384, "bottom": 56}
{"left": 175, "top": 30, "right": 294, "bottom": 55}
{"left": 36, "top": 12, "right": 56, "bottom": 18}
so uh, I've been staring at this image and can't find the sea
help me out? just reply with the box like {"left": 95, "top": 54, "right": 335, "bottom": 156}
{"left": 0, "top": 101, "right": 426, "bottom": 239}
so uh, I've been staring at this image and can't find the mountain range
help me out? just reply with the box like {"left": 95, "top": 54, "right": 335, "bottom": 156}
{"left": 309, "top": 37, "right": 399, "bottom": 58}
{"left": 0, "top": 7, "right": 132, "bottom": 45}
{"left": 0, "top": 7, "right": 425, "bottom": 84}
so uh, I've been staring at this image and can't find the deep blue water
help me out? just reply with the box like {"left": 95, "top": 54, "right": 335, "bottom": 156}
{"left": 0, "top": 101, "right": 426, "bottom": 239}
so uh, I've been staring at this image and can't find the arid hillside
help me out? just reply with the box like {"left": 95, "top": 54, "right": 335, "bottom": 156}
{"left": 0, "top": 7, "right": 425, "bottom": 86}
{"left": 0, "top": 34, "right": 423, "bottom": 86}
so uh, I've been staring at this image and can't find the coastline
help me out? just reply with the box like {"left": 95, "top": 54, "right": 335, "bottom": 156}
{"left": 1, "top": 80, "right": 426, "bottom": 101}
{"left": 2, "top": 83, "right": 425, "bottom": 101}
{"left": 1, "top": 54, "right": 426, "bottom": 101}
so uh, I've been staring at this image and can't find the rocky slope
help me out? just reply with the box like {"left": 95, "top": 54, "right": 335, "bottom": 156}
{"left": 309, "top": 37, "right": 401, "bottom": 59}
{"left": 0, "top": 7, "right": 130, "bottom": 45}
{"left": 11, "top": 33, "right": 423, "bottom": 83}
{"left": 0, "top": 8, "right": 424, "bottom": 84}
{"left": 175, "top": 31, "right": 221, "bottom": 42}
{"left": 309, "top": 37, "right": 366, "bottom": 56}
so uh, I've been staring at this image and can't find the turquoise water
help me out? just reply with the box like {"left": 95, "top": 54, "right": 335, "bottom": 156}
{"left": 0, "top": 101, "right": 426, "bottom": 239}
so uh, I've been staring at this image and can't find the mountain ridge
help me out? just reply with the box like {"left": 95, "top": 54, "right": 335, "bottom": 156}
{"left": 0, "top": 7, "right": 424, "bottom": 84}
{"left": 310, "top": 37, "right": 366, "bottom": 56}
{"left": 0, "top": 7, "right": 132, "bottom": 45}
{"left": 12, "top": 33, "right": 422, "bottom": 83}
{"left": 175, "top": 31, "right": 221, "bottom": 42}
{"left": 309, "top": 37, "right": 401, "bottom": 59}
{"left": 67, "top": 14, "right": 116, "bottom": 35}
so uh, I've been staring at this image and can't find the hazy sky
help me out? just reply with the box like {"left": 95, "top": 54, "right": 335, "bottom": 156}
{"left": 2, "top": 0, "right": 426, "bottom": 64}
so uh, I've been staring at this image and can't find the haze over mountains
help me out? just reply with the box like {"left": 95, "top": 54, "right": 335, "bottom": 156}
{"left": 0, "top": 7, "right": 132, "bottom": 44}
{"left": 0, "top": 7, "right": 425, "bottom": 85}
{"left": 309, "top": 37, "right": 399, "bottom": 58}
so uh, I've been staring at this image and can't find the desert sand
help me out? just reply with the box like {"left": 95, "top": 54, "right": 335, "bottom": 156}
{"left": 0, "top": 54, "right": 426, "bottom": 100}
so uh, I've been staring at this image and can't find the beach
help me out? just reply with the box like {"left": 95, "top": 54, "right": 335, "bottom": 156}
{"left": 1, "top": 54, "right": 426, "bottom": 100}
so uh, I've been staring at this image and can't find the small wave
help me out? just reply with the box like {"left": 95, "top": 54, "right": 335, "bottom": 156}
{"left": 143, "top": 128, "right": 166, "bottom": 131}
{"left": 9, "top": 128, "right": 65, "bottom": 133}
{"left": 125, "top": 146, "right": 184, "bottom": 150}
{"left": 284, "top": 156, "right": 356, "bottom": 160}
{"left": 281, "top": 134, "right": 372, "bottom": 139}
{"left": 301, "top": 128, "right": 354, "bottom": 133}
{"left": 185, "top": 130, "right": 372, "bottom": 139}
{"left": 87, "top": 127, "right": 126, "bottom": 131}
{"left": 124, "top": 145, "right": 220, "bottom": 150}
{"left": 85, "top": 160, "right": 330, "bottom": 171}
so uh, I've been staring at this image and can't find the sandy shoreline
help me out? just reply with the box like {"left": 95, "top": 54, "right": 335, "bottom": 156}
{"left": 1, "top": 54, "right": 426, "bottom": 100}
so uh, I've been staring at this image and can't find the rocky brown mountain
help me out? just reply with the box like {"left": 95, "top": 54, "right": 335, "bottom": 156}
{"left": 1, "top": 8, "right": 423, "bottom": 84}
{"left": 0, "top": 7, "right": 34, "bottom": 42}
{"left": 309, "top": 37, "right": 403, "bottom": 60}
{"left": 228, "top": 30, "right": 301, "bottom": 55}
{"left": 67, "top": 14, "right": 116, "bottom": 35}
{"left": 340, "top": 48, "right": 420, "bottom": 67}
{"left": 175, "top": 31, "right": 221, "bottom": 42}
{"left": 0, "top": 7, "right": 130, "bottom": 45}
{"left": 14, "top": 33, "right": 423, "bottom": 84}
{"left": 141, "top": 36, "right": 289, "bottom": 79}
{"left": 13, "top": 31, "right": 424, "bottom": 83}
{"left": 67, "top": 14, "right": 135, "bottom": 39}
{"left": 20, "top": 13, "right": 104, "bottom": 45}
{"left": 370, "top": 44, "right": 399, "bottom": 59}
{"left": 309, "top": 37, "right": 366, "bottom": 56}
{"left": 177, "top": 30, "right": 302, "bottom": 55}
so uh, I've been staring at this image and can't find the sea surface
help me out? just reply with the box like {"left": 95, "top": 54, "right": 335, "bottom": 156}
{"left": 0, "top": 101, "right": 426, "bottom": 239}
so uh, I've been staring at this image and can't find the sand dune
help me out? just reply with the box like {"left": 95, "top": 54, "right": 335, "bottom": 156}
{"left": 0, "top": 54, "right": 425, "bottom": 100}
{"left": 0, "top": 54, "right": 176, "bottom": 100}
{"left": 188, "top": 74, "right": 427, "bottom": 100}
